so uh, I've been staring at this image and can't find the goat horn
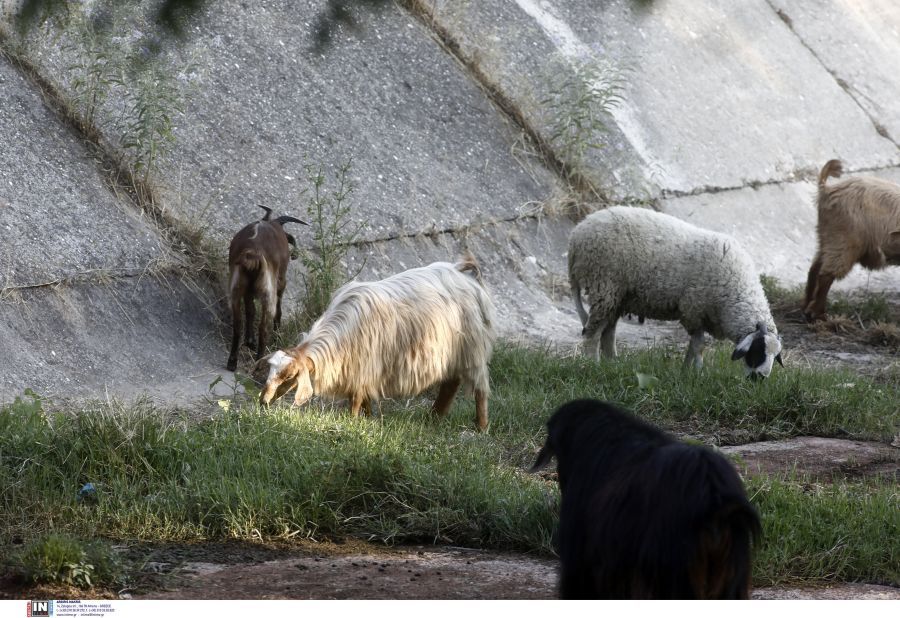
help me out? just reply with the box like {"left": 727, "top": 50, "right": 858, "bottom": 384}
{"left": 275, "top": 215, "right": 310, "bottom": 226}
{"left": 257, "top": 204, "right": 273, "bottom": 220}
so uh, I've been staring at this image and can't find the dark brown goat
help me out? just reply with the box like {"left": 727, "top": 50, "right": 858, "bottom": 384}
{"left": 226, "top": 206, "right": 308, "bottom": 371}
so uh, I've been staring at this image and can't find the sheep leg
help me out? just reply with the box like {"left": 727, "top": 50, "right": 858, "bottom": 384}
{"left": 683, "top": 331, "right": 706, "bottom": 369}
{"left": 600, "top": 321, "right": 618, "bottom": 358}
{"left": 582, "top": 315, "right": 609, "bottom": 361}
{"left": 807, "top": 272, "right": 835, "bottom": 321}
{"left": 243, "top": 290, "right": 257, "bottom": 348}
{"left": 431, "top": 378, "right": 462, "bottom": 419}
{"left": 227, "top": 295, "right": 243, "bottom": 371}
{"left": 803, "top": 254, "right": 823, "bottom": 320}
{"left": 474, "top": 388, "right": 489, "bottom": 432}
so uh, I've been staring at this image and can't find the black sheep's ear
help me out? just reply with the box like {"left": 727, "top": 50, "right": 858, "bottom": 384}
{"left": 529, "top": 442, "right": 555, "bottom": 473}
{"left": 775, "top": 353, "right": 784, "bottom": 367}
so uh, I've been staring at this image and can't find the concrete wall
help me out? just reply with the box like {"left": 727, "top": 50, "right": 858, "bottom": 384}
{"left": 1, "top": 0, "right": 898, "bottom": 402}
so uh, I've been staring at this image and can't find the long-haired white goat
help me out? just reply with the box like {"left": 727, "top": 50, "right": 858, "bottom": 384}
{"left": 260, "top": 255, "right": 497, "bottom": 430}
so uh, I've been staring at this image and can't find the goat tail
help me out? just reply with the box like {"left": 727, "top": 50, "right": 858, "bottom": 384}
{"left": 237, "top": 247, "right": 264, "bottom": 273}
{"left": 818, "top": 159, "right": 843, "bottom": 192}
{"left": 455, "top": 252, "right": 484, "bottom": 284}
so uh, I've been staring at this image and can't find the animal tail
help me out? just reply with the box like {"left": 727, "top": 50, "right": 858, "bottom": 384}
{"left": 818, "top": 159, "right": 843, "bottom": 193}
{"left": 456, "top": 251, "right": 484, "bottom": 284}
{"left": 237, "top": 248, "right": 264, "bottom": 274}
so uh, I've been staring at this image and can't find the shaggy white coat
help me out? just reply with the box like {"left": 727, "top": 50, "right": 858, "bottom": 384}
{"left": 262, "top": 258, "right": 496, "bottom": 407}
{"left": 568, "top": 206, "right": 780, "bottom": 374}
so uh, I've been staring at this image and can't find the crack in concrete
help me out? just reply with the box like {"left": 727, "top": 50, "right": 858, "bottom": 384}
{"left": 660, "top": 162, "right": 900, "bottom": 200}
{"left": 346, "top": 211, "right": 546, "bottom": 248}
{"left": 767, "top": 1, "right": 900, "bottom": 150}
{"left": 0, "top": 264, "right": 193, "bottom": 296}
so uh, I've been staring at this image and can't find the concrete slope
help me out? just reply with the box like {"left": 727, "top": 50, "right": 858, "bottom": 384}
{"left": 0, "top": 0, "right": 585, "bottom": 399}
{"left": 0, "top": 53, "right": 224, "bottom": 402}
{"left": 421, "top": 0, "right": 900, "bottom": 291}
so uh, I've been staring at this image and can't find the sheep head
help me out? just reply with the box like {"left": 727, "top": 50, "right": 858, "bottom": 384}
{"left": 260, "top": 349, "right": 315, "bottom": 406}
{"left": 731, "top": 322, "right": 783, "bottom": 379}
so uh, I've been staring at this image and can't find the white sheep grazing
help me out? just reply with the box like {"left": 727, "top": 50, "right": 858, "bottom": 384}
{"left": 259, "top": 255, "right": 497, "bottom": 429}
{"left": 568, "top": 206, "right": 783, "bottom": 378}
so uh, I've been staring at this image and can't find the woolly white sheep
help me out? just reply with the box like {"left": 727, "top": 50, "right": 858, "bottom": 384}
{"left": 804, "top": 160, "right": 900, "bottom": 321}
{"left": 259, "top": 255, "right": 496, "bottom": 429}
{"left": 568, "top": 206, "right": 783, "bottom": 378}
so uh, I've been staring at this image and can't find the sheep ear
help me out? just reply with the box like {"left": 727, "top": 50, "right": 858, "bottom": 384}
{"left": 732, "top": 332, "right": 755, "bottom": 361}
{"left": 775, "top": 353, "right": 784, "bottom": 367}
{"left": 529, "top": 442, "right": 555, "bottom": 473}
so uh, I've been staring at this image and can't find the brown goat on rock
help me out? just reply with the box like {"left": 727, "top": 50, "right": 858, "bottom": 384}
{"left": 226, "top": 206, "right": 308, "bottom": 371}
{"left": 804, "top": 160, "right": 900, "bottom": 321}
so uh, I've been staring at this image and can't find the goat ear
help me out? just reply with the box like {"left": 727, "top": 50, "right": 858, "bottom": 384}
{"left": 304, "top": 355, "right": 315, "bottom": 374}
{"left": 529, "top": 442, "right": 555, "bottom": 473}
{"left": 732, "top": 332, "right": 755, "bottom": 360}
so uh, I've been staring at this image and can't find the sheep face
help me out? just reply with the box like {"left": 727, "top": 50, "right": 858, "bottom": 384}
{"left": 260, "top": 349, "right": 314, "bottom": 405}
{"left": 731, "top": 323, "right": 783, "bottom": 379}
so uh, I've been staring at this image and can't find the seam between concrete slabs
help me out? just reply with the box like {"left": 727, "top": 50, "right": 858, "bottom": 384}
{"left": 402, "top": 0, "right": 602, "bottom": 203}
{"left": 765, "top": 0, "right": 900, "bottom": 151}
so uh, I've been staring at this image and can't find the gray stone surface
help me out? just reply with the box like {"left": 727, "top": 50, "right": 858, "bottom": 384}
{"left": 0, "top": 59, "right": 169, "bottom": 288}
{"left": 0, "top": 275, "right": 225, "bottom": 402}
{"left": 1, "top": 0, "right": 899, "bottom": 404}
{"left": 0, "top": 48, "right": 225, "bottom": 403}
{"left": 769, "top": 0, "right": 900, "bottom": 145}
{"left": 423, "top": 0, "right": 900, "bottom": 195}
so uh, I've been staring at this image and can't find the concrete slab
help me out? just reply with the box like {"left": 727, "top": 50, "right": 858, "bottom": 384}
{"left": 660, "top": 170, "right": 900, "bottom": 294}
{"left": 11, "top": 0, "right": 561, "bottom": 244}
{"left": 769, "top": 0, "right": 900, "bottom": 144}
{"left": 0, "top": 275, "right": 224, "bottom": 402}
{"left": 0, "top": 58, "right": 169, "bottom": 288}
{"left": 422, "top": 0, "right": 900, "bottom": 195}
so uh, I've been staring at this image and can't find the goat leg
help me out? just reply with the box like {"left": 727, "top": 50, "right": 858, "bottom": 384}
{"left": 227, "top": 296, "right": 242, "bottom": 371}
{"left": 803, "top": 254, "right": 823, "bottom": 320}
{"left": 474, "top": 388, "right": 489, "bottom": 432}
{"left": 431, "top": 378, "right": 462, "bottom": 419}
{"left": 806, "top": 272, "right": 835, "bottom": 321}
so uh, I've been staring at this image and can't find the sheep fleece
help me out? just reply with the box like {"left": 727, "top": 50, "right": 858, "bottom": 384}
{"left": 568, "top": 206, "right": 775, "bottom": 339}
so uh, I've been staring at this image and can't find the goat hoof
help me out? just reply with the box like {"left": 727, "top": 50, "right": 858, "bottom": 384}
{"left": 244, "top": 339, "right": 257, "bottom": 349}
{"left": 226, "top": 359, "right": 237, "bottom": 372}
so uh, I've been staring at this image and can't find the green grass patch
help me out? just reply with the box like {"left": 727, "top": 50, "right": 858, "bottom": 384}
{"left": 750, "top": 477, "right": 899, "bottom": 586}
{"left": 1, "top": 344, "right": 898, "bottom": 587}
{"left": 5, "top": 534, "right": 123, "bottom": 589}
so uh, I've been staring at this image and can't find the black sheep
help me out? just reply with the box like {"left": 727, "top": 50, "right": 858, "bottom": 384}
{"left": 531, "top": 399, "right": 760, "bottom": 599}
